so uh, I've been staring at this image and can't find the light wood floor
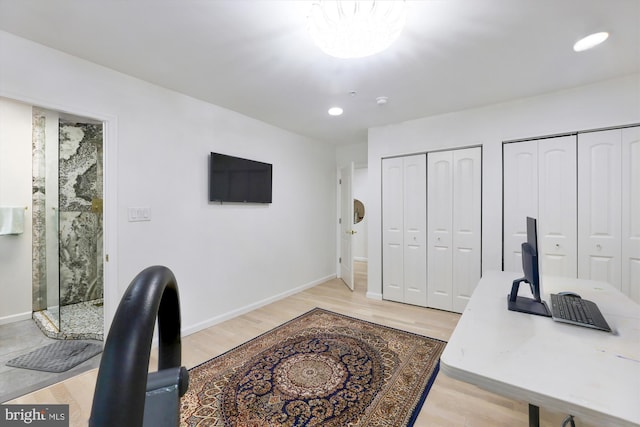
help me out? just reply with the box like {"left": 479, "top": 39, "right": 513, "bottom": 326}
{"left": 10, "top": 263, "right": 597, "bottom": 426}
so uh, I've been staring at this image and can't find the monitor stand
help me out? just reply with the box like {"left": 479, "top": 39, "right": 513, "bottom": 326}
{"left": 507, "top": 278, "right": 552, "bottom": 317}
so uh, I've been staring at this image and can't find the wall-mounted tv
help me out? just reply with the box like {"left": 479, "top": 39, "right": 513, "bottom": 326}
{"left": 209, "top": 152, "right": 272, "bottom": 203}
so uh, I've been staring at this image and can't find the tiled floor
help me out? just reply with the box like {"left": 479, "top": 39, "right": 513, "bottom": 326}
{"left": 0, "top": 317, "right": 102, "bottom": 403}
{"left": 33, "top": 299, "right": 104, "bottom": 340}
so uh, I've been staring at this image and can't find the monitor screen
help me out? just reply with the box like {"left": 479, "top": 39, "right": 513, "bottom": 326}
{"left": 526, "top": 216, "right": 538, "bottom": 256}
{"left": 507, "top": 216, "right": 550, "bottom": 316}
{"left": 524, "top": 216, "right": 541, "bottom": 302}
{"left": 209, "top": 152, "right": 272, "bottom": 203}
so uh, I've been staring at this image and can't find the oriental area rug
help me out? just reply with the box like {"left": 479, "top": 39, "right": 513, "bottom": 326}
{"left": 180, "top": 308, "right": 446, "bottom": 427}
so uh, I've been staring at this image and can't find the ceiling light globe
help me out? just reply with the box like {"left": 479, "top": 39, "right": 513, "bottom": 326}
{"left": 328, "top": 107, "right": 344, "bottom": 116}
{"left": 308, "top": 0, "right": 407, "bottom": 59}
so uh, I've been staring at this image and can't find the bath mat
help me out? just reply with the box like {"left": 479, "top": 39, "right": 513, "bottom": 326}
{"left": 181, "top": 308, "right": 446, "bottom": 426}
{"left": 6, "top": 340, "right": 102, "bottom": 373}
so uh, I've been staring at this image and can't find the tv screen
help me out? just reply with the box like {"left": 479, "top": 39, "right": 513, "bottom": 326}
{"left": 209, "top": 152, "right": 272, "bottom": 203}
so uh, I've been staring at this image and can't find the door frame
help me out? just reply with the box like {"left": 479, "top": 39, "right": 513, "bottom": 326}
{"left": 337, "top": 163, "right": 355, "bottom": 290}
{"left": 1, "top": 92, "right": 119, "bottom": 337}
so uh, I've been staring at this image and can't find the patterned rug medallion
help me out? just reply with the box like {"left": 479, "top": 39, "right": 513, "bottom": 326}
{"left": 180, "top": 308, "right": 446, "bottom": 426}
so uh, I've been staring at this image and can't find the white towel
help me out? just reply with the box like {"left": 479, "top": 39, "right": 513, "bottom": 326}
{"left": 0, "top": 207, "right": 25, "bottom": 235}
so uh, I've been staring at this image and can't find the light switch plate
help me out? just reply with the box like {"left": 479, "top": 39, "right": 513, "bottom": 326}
{"left": 128, "top": 207, "right": 151, "bottom": 222}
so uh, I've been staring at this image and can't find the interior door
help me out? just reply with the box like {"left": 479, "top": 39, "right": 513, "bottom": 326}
{"left": 537, "top": 135, "right": 577, "bottom": 277}
{"left": 340, "top": 163, "right": 354, "bottom": 291}
{"left": 382, "top": 157, "right": 404, "bottom": 302}
{"left": 427, "top": 151, "right": 453, "bottom": 310}
{"left": 403, "top": 154, "right": 427, "bottom": 306}
{"left": 503, "top": 140, "right": 538, "bottom": 273}
{"left": 452, "top": 147, "right": 482, "bottom": 312}
{"left": 578, "top": 130, "right": 622, "bottom": 288}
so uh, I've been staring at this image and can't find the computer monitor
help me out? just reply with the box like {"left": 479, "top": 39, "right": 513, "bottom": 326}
{"left": 521, "top": 241, "right": 539, "bottom": 300}
{"left": 524, "top": 216, "right": 542, "bottom": 302}
{"left": 526, "top": 216, "right": 538, "bottom": 256}
{"left": 507, "top": 216, "right": 551, "bottom": 317}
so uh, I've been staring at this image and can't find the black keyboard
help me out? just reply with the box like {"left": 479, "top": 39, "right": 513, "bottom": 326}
{"left": 550, "top": 294, "right": 612, "bottom": 332}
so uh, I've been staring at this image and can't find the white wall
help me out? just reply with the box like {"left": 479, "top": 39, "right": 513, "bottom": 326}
{"left": 0, "top": 30, "right": 337, "bottom": 335}
{"left": 336, "top": 142, "right": 367, "bottom": 168}
{"left": 0, "top": 98, "right": 33, "bottom": 324}
{"left": 368, "top": 74, "right": 640, "bottom": 297}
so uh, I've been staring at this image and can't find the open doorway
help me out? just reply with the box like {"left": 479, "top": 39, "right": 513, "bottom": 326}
{"left": 338, "top": 164, "right": 368, "bottom": 294}
{"left": 352, "top": 165, "right": 368, "bottom": 293}
{"left": 0, "top": 97, "right": 107, "bottom": 402}
{"left": 31, "top": 109, "right": 104, "bottom": 340}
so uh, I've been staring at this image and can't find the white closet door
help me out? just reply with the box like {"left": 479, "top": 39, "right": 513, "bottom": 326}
{"left": 452, "top": 147, "right": 482, "bottom": 312}
{"left": 503, "top": 141, "right": 538, "bottom": 272}
{"left": 622, "top": 126, "right": 640, "bottom": 302}
{"left": 538, "top": 136, "right": 577, "bottom": 277}
{"left": 578, "top": 130, "right": 622, "bottom": 289}
{"left": 403, "top": 155, "right": 427, "bottom": 306}
{"left": 382, "top": 157, "right": 404, "bottom": 302}
{"left": 427, "top": 151, "right": 454, "bottom": 310}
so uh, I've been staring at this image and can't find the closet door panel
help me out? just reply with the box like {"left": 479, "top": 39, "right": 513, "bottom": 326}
{"left": 382, "top": 157, "right": 404, "bottom": 302}
{"left": 622, "top": 126, "right": 640, "bottom": 302}
{"left": 503, "top": 141, "right": 538, "bottom": 272}
{"left": 427, "top": 151, "right": 454, "bottom": 310}
{"left": 383, "top": 243, "right": 403, "bottom": 300}
{"left": 578, "top": 130, "right": 622, "bottom": 289}
{"left": 538, "top": 136, "right": 577, "bottom": 277}
{"left": 403, "top": 155, "right": 427, "bottom": 306}
{"left": 452, "top": 147, "right": 482, "bottom": 312}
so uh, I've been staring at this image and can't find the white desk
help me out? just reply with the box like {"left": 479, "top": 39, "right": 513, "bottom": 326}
{"left": 440, "top": 271, "right": 640, "bottom": 427}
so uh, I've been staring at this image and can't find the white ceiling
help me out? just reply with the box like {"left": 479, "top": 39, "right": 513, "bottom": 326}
{"left": 0, "top": 0, "right": 638, "bottom": 145}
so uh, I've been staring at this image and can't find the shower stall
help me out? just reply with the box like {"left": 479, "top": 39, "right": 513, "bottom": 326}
{"left": 31, "top": 109, "right": 104, "bottom": 340}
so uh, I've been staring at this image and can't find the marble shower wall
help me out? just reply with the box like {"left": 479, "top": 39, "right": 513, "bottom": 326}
{"left": 31, "top": 112, "right": 47, "bottom": 311}
{"left": 58, "top": 121, "right": 103, "bottom": 306}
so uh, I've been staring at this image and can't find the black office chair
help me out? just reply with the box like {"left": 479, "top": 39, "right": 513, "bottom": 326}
{"left": 89, "top": 266, "right": 189, "bottom": 427}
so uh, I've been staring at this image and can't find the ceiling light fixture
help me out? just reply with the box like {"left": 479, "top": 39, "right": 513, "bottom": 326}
{"left": 308, "top": 0, "right": 407, "bottom": 59}
{"left": 573, "top": 32, "right": 609, "bottom": 52}
{"left": 328, "top": 107, "right": 344, "bottom": 116}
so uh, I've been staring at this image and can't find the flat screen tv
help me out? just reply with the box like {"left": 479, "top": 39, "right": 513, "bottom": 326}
{"left": 209, "top": 152, "right": 272, "bottom": 203}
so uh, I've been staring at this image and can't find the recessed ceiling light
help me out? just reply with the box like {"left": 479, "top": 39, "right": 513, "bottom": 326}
{"left": 573, "top": 32, "right": 609, "bottom": 52}
{"left": 328, "top": 107, "right": 343, "bottom": 116}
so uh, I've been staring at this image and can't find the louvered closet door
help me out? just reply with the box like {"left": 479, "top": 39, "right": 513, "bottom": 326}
{"left": 452, "top": 147, "right": 482, "bottom": 312}
{"left": 622, "top": 126, "right": 640, "bottom": 302}
{"left": 427, "top": 151, "right": 454, "bottom": 310}
{"left": 503, "top": 141, "right": 538, "bottom": 273}
{"left": 578, "top": 130, "right": 622, "bottom": 289}
{"left": 403, "top": 155, "right": 427, "bottom": 306}
{"left": 382, "top": 157, "right": 404, "bottom": 303}
{"left": 538, "top": 136, "right": 577, "bottom": 277}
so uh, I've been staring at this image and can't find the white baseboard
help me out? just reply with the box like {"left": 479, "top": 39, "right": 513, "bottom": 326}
{"left": 366, "top": 291, "right": 382, "bottom": 300}
{"left": 354, "top": 257, "right": 368, "bottom": 262}
{"left": 181, "top": 274, "right": 337, "bottom": 338}
{"left": 0, "top": 311, "right": 32, "bottom": 326}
